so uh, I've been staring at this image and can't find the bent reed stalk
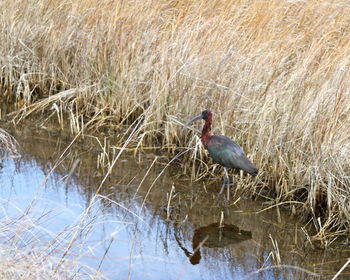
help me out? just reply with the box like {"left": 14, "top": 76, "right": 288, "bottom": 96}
{"left": 1, "top": 0, "right": 350, "bottom": 242}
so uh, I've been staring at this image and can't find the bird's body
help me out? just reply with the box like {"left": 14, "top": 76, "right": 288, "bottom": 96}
{"left": 186, "top": 110, "right": 258, "bottom": 197}
{"left": 205, "top": 135, "right": 258, "bottom": 176}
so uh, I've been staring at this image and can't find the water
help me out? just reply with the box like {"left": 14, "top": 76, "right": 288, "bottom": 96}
{"left": 0, "top": 123, "right": 349, "bottom": 279}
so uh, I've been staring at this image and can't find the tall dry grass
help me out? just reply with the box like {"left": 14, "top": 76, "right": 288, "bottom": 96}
{"left": 0, "top": 198, "right": 110, "bottom": 280}
{"left": 1, "top": 0, "right": 350, "bottom": 240}
{"left": 0, "top": 128, "right": 19, "bottom": 156}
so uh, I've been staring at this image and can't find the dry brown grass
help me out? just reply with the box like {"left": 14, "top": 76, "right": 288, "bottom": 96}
{"left": 0, "top": 196, "right": 110, "bottom": 280}
{"left": 1, "top": 0, "right": 350, "bottom": 241}
{"left": 0, "top": 128, "right": 19, "bottom": 157}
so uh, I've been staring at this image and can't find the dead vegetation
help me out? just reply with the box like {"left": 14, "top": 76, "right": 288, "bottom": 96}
{"left": 0, "top": 194, "right": 116, "bottom": 280}
{"left": 1, "top": 0, "right": 350, "bottom": 242}
{"left": 0, "top": 128, "right": 19, "bottom": 157}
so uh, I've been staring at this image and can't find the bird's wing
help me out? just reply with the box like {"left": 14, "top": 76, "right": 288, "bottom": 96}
{"left": 206, "top": 135, "right": 257, "bottom": 174}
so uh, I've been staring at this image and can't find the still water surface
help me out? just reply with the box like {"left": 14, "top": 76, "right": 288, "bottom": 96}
{"left": 0, "top": 124, "right": 349, "bottom": 279}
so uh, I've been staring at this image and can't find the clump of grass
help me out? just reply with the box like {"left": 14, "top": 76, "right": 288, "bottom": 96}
{"left": 1, "top": 0, "right": 350, "bottom": 242}
{"left": 0, "top": 128, "right": 19, "bottom": 157}
{"left": 0, "top": 197, "right": 109, "bottom": 280}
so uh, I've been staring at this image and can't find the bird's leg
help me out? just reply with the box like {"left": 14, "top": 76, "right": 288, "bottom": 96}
{"left": 219, "top": 168, "right": 230, "bottom": 200}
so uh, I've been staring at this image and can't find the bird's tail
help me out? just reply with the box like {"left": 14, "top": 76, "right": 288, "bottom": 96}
{"left": 249, "top": 167, "right": 258, "bottom": 176}
{"left": 246, "top": 164, "right": 258, "bottom": 176}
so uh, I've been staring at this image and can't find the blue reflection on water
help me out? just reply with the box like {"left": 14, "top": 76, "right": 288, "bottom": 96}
{"left": 0, "top": 151, "right": 327, "bottom": 280}
{"left": 0, "top": 156, "right": 236, "bottom": 279}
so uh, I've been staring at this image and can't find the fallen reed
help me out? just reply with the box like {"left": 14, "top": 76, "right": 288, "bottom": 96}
{"left": 1, "top": 0, "right": 350, "bottom": 241}
{"left": 0, "top": 128, "right": 19, "bottom": 156}
{"left": 0, "top": 196, "right": 111, "bottom": 280}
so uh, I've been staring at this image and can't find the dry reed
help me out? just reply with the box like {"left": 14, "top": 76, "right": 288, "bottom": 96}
{"left": 0, "top": 128, "right": 19, "bottom": 157}
{"left": 1, "top": 0, "right": 350, "bottom": 241}
{"left": 0, "top": 197, "right": 110, "bottom": 279}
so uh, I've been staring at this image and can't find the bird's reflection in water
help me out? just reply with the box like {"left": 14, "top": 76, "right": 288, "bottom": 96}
{"left": 175, "top": 223, "right": 252, "bottom": 265}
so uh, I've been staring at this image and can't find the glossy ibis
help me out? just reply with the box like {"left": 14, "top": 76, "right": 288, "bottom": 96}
{"left": 186, "top": 110, "right": 258, "bottom": 197}
{"left": 175, "top": 223, "right": 252, "bottom": 265}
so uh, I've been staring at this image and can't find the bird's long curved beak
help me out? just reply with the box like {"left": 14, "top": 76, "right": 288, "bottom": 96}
{"left": 186, "top": 114, "right": 203, "bottom": 126}
{"left": 183, "top": 114, "right": 203, "bottom": 130}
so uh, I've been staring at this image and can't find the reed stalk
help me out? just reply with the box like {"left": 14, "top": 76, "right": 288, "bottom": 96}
{"left": 1, "top": 0, "right": 350, "bottom": 241}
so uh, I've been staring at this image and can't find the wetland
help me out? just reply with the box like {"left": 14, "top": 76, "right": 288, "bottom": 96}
{"left": 0, "top": 122, "right": 349, "bottom": 279}
{"left": 1, "top": 0, "right": 350, "bottom": 278}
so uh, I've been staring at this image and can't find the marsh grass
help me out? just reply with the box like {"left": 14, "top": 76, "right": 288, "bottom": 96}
{"left": 0, "top": 128, "right": 147, "bottom": 279}
{"left": 1, "top": 0, "right": 350, "bottom": 241}
{"left": 1, "top": 124, "right": 349, "bottom": 279}
{"left": 0, "top": 197, "right": 111, "bottom": 279}
{"left": 0, "top": 128, "right": 19, "bottom": 157}
{"left": 0, "top": 120, "right": 145, "bottom": 279}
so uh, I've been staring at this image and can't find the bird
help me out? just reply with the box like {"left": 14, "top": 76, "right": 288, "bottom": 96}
{"left": 186, "top": 110, "right": 258, "bottom": 198}
{"left": 174, "top": 223, "right": 252, "bottom": 265}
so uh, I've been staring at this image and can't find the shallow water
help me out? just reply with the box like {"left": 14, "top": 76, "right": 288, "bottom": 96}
{"left": 0, "top": 123, "right": 349, "bottom": 279}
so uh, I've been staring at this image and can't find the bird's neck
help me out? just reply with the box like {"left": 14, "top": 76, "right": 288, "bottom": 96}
{"left": 201, "top": 117, "right": 212, "bottom": 147}
{"left": 190, "top": 231, "right": 201, "bottom": 265}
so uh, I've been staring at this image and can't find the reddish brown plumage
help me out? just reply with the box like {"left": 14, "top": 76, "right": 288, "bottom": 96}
{"left": 200, "top": 110, "right": 213, "bottom": 148}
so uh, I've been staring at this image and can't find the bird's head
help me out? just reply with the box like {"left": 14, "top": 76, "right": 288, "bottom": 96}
{"left": 201, "top": 110, "right": 212, "bottom": 120}
{"left": 185, "top": 110, "right": 212, "bottom": 127}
